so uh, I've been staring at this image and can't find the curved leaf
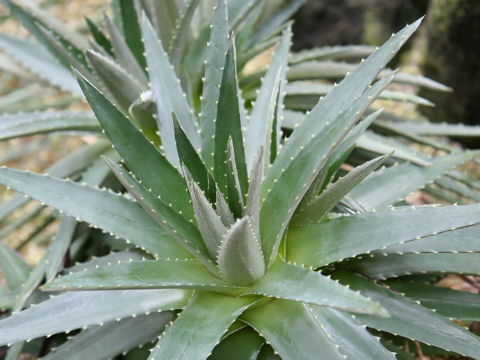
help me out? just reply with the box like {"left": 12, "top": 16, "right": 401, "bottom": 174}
{"left": 283, "top": 82, "right": 434, "bottom": 109}
{"left": 0, "top": 167, "right": 190, "bottom": 259}
{"left": 310, "top": 306, "right": 396, "bottom": 360}
{"left": 242, "top": 299, "right": 345, "bottom": 360}
{"left": 214, "top": 39, "right": 248, "bottom": 201}
{"left": 7, "top": 0, "right": 88, "bottom": 49}
{"left": 3, "top": 0, "right": 87, "bottom": 70}
{"left": 385, "top": 223, "right": 480, "bottom": 254}
{"left": 356, "top": 131, "right": 430, "bottom": 166}
{"left": 290, "top": 45, "right": 375, "bottom": 64}
{"left": 184, "top": 170, "right": 226, "bottom": 260}
{"left": 104, "top": 15, "right": 147, "bottom": 84}
{"left": 391, "top": 121, "right": 480, "bottom": 138}
{"left": 142, "top": 15, "right": 200, "bottom": 166}
{"left": 43, "top": 259, "right": 237, "bottom": 292}
{"left": 293, "top": 154, "right": 388, "bottom": 226}
{"left": 0, "top": 34, "right": 80, "bottom": 94}
{"left": 43, "top": 312, "right": 171, "bottom": 360}
{"left": 85, "top": 50, "right": 146, "bottom": 114}
{"left": 0, "top": 140, "right": 110, "bottom": 225}
{"left": 105, "top": 159, "right": 213, "bottom": 271}
{"left": 265, "top": 19, "right": 422, "bottom": 190}
{"left": 0, "top": 111, "right": 99, "bottom": 140}
{"left": 349, "top": 151, "right": 480, "bottom": 210}
{"left": 261, "top": 76, "right": 392, "bottom": 265}
{"left": 199, "top": 0, "right": 229, "bottom": 171}
{"left": 287, "top": 204, "right": 480, "bottom": 268}
{"left": 287, "top": 61, "right": 450, "bottom": 92}
{"left": 245, "top": 26, "right": 291, "bottom": 171}
{"left": 348, "top": 253, "right": 480, "bottom": 279}
{"left": 386, "top": 281, "right": 480, "bottom": 321}
{"left": 334, "top": 271, "right": 480, "bottom": 359}
{"left": 218, "top": 217, "right": 265, "bottom": 286}
{"left": 149, "top": 292, "right": 256, "bottom": 360}
{"left": 209, "top": 327, "right": 264, "bottom": 360}
{"left": 0, "top": 242, "right": 30, "bottom": 290}
{"left": 75, "top": 71, "right": 194, "bottom": 220}
{"left": 0, "top": 289, "right": 189, "bottom": 346}
{"left": 247, "top": 259, "right": 387, "bottom": 316}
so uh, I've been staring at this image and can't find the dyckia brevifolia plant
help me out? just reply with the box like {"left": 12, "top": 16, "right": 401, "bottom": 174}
{"left": 0, "top": 1, "right": 479, "bottom": 360}
{"left": 1, "top": 0, "right": 480, "bottom": 265}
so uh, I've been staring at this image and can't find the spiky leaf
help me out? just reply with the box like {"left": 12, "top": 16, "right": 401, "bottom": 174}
{"left": 200, "top": 0, "right": 229, "bottom": 170}
{"left": 349, "top": 151, "right": 480, "bottom": 210}
{"left": 142, "top": 14, "right": 200, "bottom": 166}
{"left": 246, "top": 259, "right": 387, "bottom": 316}
{"left": 148, "top": 292, "right": 256, "bottom": 360}
{"left": 214, "top": 39, "right": 248, "bottom": 200}
{"left": 104, "top": 15, "right": 146, "bottom": 85}
{"left": 108, "top": 0, "right": 146, "bottom": 70}
{"left": 42, "top": 313, "right": 171, "bottom": 360}
{"left": 0, "top": 242, "right": 30, "bottom": 291}
{"left": 0, "top": 167, "right": 190, "bottom": 258}
{"left": 386, "top": 281, "right": 480, "bottom": 321}
{"left": 209, "top": 327, "right": 265, "bottom": 360}
{"left": 218, "top": 217, "right": 266, "bottom": 286}
{"left": 261, "top": 76, "right": 392, "bottom": 264}
{"left": 242, "top": 300, "right": 345, "bottom": 360}
{"left": 0, "top": 111, "right": 99, "bottom": 140}
{"left": 183, "top": 169, "right": 226, "bottom": 260}
{"left": 0, "top": 289, "right": 189, "bottom": 346}
{"left": 168, "top": 0, "right": 200, "bottom": 70}
{"left": 75, "top": 71, "right": 194, "bottom": 220}
{"left": 349, "top": 253, "right": 480, "bottom": 279}
{"left": 105, "top": 159, "right": 214, "bottom": 271}
{"left": 310, "top": 306, "right": 396, "bottom": 360}
{"left": 287, "top": 204, "right": 480, "bottom": 268}
{"left": 334, "top": 271, "right": 480, "bottom": 359}
{"left": 43, "top": 259, "right": 237, "bottom": 292}
{"left": 293, "top": 154, "right": 388, "bottom": 226}
{"left": 0, "top": 34, "right": 80, "bottom": 94}
{"left": 246, "top": 148, "right": 264, "bottom": 239}
{"left": 85, "top": 49, "right": 146, "bottom": 114}
{"left": 245, "top": 26, "right": 291, "bottom": 170}
{"left": 174, "top": 115, "right": 212, "bottom": 198}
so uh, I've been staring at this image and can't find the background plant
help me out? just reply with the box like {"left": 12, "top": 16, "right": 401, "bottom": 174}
{"left": 0, "top": 0, "right": 479, "bottom": 359}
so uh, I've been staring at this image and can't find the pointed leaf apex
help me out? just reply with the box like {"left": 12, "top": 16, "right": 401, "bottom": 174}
{"left": 218, "top": 216, "right": 265, "bottom": 286}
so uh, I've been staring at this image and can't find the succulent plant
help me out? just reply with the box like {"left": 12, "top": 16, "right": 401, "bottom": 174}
{"left": 1, "top": 0, "right": 480, "bottom": 222}
{"left": 0, "top": 5, "right": 479, "bottom": 325}
{"left": 0, "top": 3, "right": 480, "bottom": 358}
{"left": 0, "top": 0, "right": 308, "bottom": 259}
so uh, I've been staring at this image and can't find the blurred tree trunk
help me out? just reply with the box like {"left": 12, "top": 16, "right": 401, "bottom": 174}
{"left": 420, "top": 0, "right": 480, "bottom": 130}
{"left": 292, "top": 0, "right": 428, "bottom": 50}
{"left": 292, "top": 0, "right": 480, "bottom": 135}
{"left": 291, "top": 0, "right": 365, "bottom": 50}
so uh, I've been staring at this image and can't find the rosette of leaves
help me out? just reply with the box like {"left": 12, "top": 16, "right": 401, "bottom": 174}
{"left": 0, "top": 0, "right": 308, "bottom": 272}
{"left": 0, "top": 4, "right": 479, "bottom": 330}
{"left": 0, "top": 10, "right": 480, "bottom": 360}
